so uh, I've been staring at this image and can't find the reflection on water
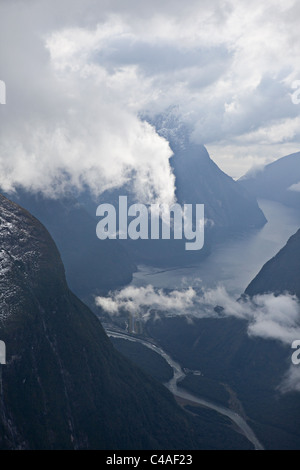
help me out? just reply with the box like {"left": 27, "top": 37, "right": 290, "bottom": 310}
{"left": 132, "top": 200, "right": 300, "bottom": 295}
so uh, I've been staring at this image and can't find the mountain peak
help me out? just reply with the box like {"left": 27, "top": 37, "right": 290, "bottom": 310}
{"left": 246, "top": 228, "right": 300, "bottom": 298}
{"left": 0, "top": 194, "right": 66, "bottom": 323}
{"left": 0, "top": 193, "right": 216, "bottom": 450}
{"left": 239, "top": 152, "right": 300, "bottom": 210}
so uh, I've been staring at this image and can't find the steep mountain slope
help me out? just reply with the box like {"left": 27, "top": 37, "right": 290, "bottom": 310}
{"left": 149, "top": 110, "right": 266, "bottom": 232}
{"left": 239, "top": 152, "right": 300, "bottom": 209}
{"left": 85, "top": 114, "right": 266, "bottom": 265}
{"left": 2, "top": 190, "right": 135, "bottom": 300}
{"left": 0, "top": 194, "right": 250, "bottom": 449}
{"left": 171, "top": 142, "right": 266, "bottom": 231}
{"left": 146, "top": 313, "right": 300, "bottom": 450}
{"left": 245, "top": 228, "right": 300, "bottom": 298}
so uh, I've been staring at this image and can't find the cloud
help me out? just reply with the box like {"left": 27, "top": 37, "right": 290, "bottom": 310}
{"left": 202, "top": 286, "right": 300, "bottom": 345}
{"left": 96, "top": 284, "right": 198, "bottom": 319}
{"left": 0, "top": 8, "right": 176, "bottom": 203}
{"left": 289, "top": 182, "right": 300, "bottom": 192}
{"left": 1, "top": 0, "right": 300, "bottom": 190}
{"left": 96, "top": 284, "right": 300, "bottom": 345}
{"left": 97, "top": 284, "right": 300, "bottom": 391}
{"left": 235, "top": 117, "right": 300, "bottom": 146}
{"left": 279, "top": 366, "right": 300, "bottom": 393}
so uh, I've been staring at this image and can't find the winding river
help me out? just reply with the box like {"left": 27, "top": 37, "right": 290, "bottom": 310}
{"left": 106, "top": 329, "right": 264, "bottom": 451}
{"left": 104, "top": 200, "right": 300, "bottom": 450}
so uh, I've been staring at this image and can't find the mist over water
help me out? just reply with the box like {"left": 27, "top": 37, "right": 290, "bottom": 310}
{"left": 131, "top": 200, "right": 300, "bottom": 295}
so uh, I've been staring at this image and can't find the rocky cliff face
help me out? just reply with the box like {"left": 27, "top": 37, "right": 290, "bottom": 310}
{"left": 170, "top": 142, "right": 266, "bottom": 231}
{"left": 0, "top": 194, "right": 205, "bottom": 449}
{"left": 2, "top": 190, "right": 135, "bottom": 301}
{"left": 245, "top": 228, "right": 300, "bottom": 298}
{"left": 149, "top": 110, "right": 267, "bottom": 232}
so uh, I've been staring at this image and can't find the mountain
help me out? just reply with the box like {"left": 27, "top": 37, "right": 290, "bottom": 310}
{"left": 245, "top": 228, "right": 300, "bottom": 298}
{"left": 171, "top": 143, "right": 266, "bottom": 232}
{"left": 3, "top": 113, "right": 267, "bottom": 277}
{"left": 239, "top": 152, "right": 300, "bottom": 209}
{"left": 141, "top": 223, "right": 300, "bottom": 449}
{"left": 151, "top": 111, "right": 266, "bottom": 233}
{"left": 0, "top": 193, "right": 250, "bottom": 450}
{"left": 1, "top": 190, "right": 135, "bottom": 301}
{"left": 146, "top": 313, "right": 300, "bottom": 450}
{"left": 83, "top": 112, "right": 266, "bottom": 265}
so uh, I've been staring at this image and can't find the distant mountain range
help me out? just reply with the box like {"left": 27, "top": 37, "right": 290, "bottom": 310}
{"left": 246, "top": 228, "right": 300, "bottom": 298}
{"left": 239, "top": 152, "right": 300, "bottom": 209}
{"left": 0, "top": 193, "right": 251, "bottom": 449}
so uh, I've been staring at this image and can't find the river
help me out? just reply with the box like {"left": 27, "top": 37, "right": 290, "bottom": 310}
{"left": 107, "top": 329, "right": 264, "bottom": 450}
{"left": 108, "top": 199, "right": 300, "bottom": 450}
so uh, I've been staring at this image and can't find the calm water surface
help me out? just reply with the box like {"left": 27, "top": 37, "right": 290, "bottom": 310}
{"left": 131, "top": 200, "right": 300, "bottom": 295}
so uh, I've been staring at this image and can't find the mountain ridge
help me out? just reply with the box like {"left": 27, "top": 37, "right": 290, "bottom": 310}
{"left": 245, "top": 228, "right": 300, "bottom": 298}
{"left": 239, "top": 152, "right": 300, "bottom": 209}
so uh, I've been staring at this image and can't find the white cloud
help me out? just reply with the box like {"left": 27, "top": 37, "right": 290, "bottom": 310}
{"left": 235, "top": 117, "right": 300, "bottom": 146}
{"left": 1, "top": 0, "right": 300, "bottom": 191}
{"left": 203, "top": 286, "right": 300, "bottom": 345}
{"left": 279, "top": 366, "right": 300, "bottom": 393}
{"left": 289, "top": 182, "right": 300, "bottom": 192}
{"left": 97, "top": 284, "right": 300, "bottom": 346}
{"left": 96, "top": 284, "right": 197, "bottom": 319}
{"left": 97, "top": 284, "right": 300, "bottom": 392}
{"left": 0, "top": 8, "right": 176, "bottom": 203}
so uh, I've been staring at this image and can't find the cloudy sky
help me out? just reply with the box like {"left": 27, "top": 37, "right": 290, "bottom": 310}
{"left": 1, "top": 0, "right": 300, "bottom": 201}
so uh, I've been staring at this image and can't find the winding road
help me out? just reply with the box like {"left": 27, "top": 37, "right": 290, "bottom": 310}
{"left": 107, "top": 329, "right": 264, "bottom": 451}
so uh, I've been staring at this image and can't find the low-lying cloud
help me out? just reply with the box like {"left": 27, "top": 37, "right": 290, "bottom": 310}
{"left": 96, "top": 285, "right": 197, "bottom": 320}
{"left": 289, "top": 182, "right": 300, "bottom": 192}
{"left": 202, "top": 286, "right": 300, "bottom": 345}
{"left": 96, "top": 284, "right": 300, "bottom": 392}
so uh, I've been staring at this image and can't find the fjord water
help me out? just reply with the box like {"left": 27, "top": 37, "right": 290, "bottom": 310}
{"left": 132, "top": 199, "right": 300, "bottom": 295}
